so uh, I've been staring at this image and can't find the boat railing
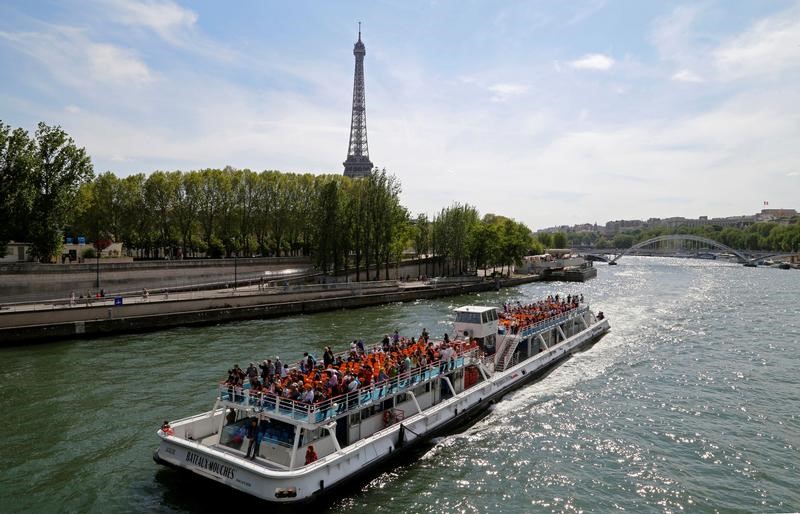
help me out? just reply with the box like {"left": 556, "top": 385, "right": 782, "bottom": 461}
{"left": 218, "top": 347, "right": 480, "bottom": 425}
{"left": 504, "top": 306, "right": 589, "bottom": 340}
{"left": 494, "top": 307, "right": 589, "bottom": 372}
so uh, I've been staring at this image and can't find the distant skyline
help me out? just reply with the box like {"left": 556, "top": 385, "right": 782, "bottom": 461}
{"left": 1, "top": 1, "right": 798, "bottom": 229}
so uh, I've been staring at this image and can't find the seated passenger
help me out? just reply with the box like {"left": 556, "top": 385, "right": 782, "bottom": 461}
{"left": 161, "top": 420, "right": 174, "bottom": 436}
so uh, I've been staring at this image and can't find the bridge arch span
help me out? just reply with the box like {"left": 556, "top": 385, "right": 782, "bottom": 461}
{"left": 610, "top": 234, "right": 749, "bottom": 264}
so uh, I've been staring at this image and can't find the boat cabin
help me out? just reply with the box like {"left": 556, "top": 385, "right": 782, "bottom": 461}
{"left": 453, "top": 305, "right": 499, "bottom": 355}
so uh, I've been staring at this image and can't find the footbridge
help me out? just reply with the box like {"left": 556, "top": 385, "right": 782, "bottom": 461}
{"left": 605, "top": 235, "right": 751, "bottom": 265}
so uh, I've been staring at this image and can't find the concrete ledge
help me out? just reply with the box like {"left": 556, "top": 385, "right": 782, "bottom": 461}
{"left": 0, "top": 256, "right": 310, "bottom": 274}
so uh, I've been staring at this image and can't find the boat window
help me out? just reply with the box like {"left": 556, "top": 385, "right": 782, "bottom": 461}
{"left": 350, "top": 413, "right": 361, "bottom": 425}
{"left": 303, "top": 427, "right": 324, "bottom": 444}
{"left": 219, "top": 417, "right": 296, "bottom": 449}
{"left": 481, "top": 312, "right": 488, "bottom": 323}
{"left": 490, "top": 310, "right": 498, "bottom": 321}
{"left": 396, "top": 393, "right": 408, "bottom": 404}
{"left": 361, "top": 406, "right": 375, "bottom": 419}
{"left": 455, "top": 312, "right": 481, "bottom": 324}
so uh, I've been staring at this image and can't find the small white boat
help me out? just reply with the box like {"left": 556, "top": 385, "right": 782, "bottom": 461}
{"left": 153, "top": 297, "right": 610, "bottom": 503}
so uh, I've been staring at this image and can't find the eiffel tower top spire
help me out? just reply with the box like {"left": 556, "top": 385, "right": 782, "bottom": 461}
{"left": 343, "top": 23, "right": 373, "bottom": 178}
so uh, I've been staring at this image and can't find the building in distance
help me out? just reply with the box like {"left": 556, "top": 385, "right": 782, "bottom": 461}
{"left": 537, "top": 208, "right": 798, "bottom": 236}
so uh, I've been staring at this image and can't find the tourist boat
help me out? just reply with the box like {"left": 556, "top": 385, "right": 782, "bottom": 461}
{"left": 153, "top": 298, "right": 610, "bottom": 503}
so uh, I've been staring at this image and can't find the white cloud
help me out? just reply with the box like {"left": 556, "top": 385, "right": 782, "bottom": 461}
{"left": 650, "top": 5, "right": 701, "bottom": 63}
{"left": 0, "top": 27, "right": 153, "bottom": 87}
{"left": 671, "top": 69, "right": 703, "bottom": 83}
{"left": 88, "top": 43, "right": 153, "bottom": 83}
{"left": 713, "top": 7, "right": 800, "bottom": 80}
{"left": 487, "top": 82, "right": 528, "bottom": 102}
{"left": 103, "top": 0, "right": 197, "bottom": 42}
{"left": 569, "top": 53, "right": 614, "bottom": 71}
{"left": 100, "top": 0, "right": 236, "bottom": 62}
{"left": 65, "top": 104, "right": 81, "bottom": 113}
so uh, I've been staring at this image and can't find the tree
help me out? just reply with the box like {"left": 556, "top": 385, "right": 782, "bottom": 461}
{"left": 537, "top": 232, "right": 552, "bottom": 248}
{"left": 552, "top": 232, "right": 567, "bottom": 249}
{"left": 0, "top": 121, "right": 35, "bottom": 257}
{"left": 144, "top": 171, "right": 178, "bottom": 258}
{"left": 313, "top": 177, "right": 343, "bottom": 274}
{"left": 413, "top": 213, "right": 430, "bottom": 277}
{"left": 612, "top": 233, "right": 635, "bottom": 249}
{"left": 28, "top": 123, "right": 94, "bottom": 261}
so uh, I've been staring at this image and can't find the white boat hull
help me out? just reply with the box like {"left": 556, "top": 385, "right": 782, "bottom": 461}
{"left": 154, "top": 317, "right": 610, "bottom": 503}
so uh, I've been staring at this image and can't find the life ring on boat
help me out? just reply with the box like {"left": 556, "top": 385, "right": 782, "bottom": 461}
{"left": 383, "top": 410, "right": 393, "bottom": 425}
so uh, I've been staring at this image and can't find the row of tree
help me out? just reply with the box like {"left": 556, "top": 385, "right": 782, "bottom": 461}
{"left": 2, "top": 121, "right": 539, "bottom": 277}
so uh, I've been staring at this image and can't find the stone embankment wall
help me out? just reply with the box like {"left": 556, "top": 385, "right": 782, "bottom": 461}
{"left": 0, "top": 257, "right": 442, "bottom": 303}
{"left": 0, "top": 277, "right": 538, "bottom": 345}
{"left": 0, "top": 257, "right": 312, "bottom": 303}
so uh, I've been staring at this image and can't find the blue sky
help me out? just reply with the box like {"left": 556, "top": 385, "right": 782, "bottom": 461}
{"left": 1, "top": 0, "right": 798, "bottom": 229}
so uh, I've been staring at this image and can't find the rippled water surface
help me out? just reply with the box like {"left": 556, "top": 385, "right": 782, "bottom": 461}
{"left": 1, "top": 258, "right": 798, "bottom": 513}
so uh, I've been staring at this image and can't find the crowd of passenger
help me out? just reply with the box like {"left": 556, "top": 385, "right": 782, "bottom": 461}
{"left": 222, "top": 293, "right": 587, "bottom": 408}
{"left": 222, "top": 328, "right": 476, "bottom": 408}
{"left": 499, "top": 293, "right": 584, "bottom": 333}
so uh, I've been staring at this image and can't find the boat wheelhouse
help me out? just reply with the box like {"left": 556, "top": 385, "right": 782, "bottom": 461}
{"left": 154, "top": 298, "right": 610, "bottom": 503}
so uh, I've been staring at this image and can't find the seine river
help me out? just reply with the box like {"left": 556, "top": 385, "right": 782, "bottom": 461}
{"left": 1, "top": 257, "right": 798, "bottom": 513}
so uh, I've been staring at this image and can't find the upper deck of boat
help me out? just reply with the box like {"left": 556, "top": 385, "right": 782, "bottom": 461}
{"left": 218, "top": 343, "right": 479, "bottom": 428}
{"left": 216, "top": 303, "right": 591, "bottom": 428}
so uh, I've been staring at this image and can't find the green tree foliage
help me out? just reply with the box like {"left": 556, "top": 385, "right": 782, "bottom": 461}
{"left": 537, "top": 232, "right": 552, "bottom": 248}
{"left": 551, "top": 232, "right": 567, "bottom": 249}
{"left": 0, "top": 122, "right": 94, "bottom": 260}
{"left": 432, "top": 208, "right": 533, "bottom": 276}
{"left": 0, "top": 121, "right": 36, "bottom": 256}
{"left": 612, "top": 233, "right": 635, "bottom": 249}
{"left": 592, "top": 221, "right": 800, "bottom": 253}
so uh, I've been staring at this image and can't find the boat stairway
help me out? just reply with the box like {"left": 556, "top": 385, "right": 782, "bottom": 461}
{"left": 495, "top": 307, "right": 589, "bottom": 372}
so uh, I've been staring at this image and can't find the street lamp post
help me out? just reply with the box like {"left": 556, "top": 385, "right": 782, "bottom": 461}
{"left": 234, "top": 250, "right": 238, "bottom": 290}
{"left": 96, "top": 249, "right": 100, "bottom": 289}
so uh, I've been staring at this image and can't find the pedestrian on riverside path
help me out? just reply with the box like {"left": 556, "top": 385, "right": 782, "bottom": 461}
{"left": 69, "top": 291, "right": 75, "bottom": 307}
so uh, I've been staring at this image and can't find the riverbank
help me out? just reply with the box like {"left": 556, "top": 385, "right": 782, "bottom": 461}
{"left": 0, "top": 276, "right": 541, "bottom": 345}
{"left": 0, "top": 256, "right": 313, "bottom": 303}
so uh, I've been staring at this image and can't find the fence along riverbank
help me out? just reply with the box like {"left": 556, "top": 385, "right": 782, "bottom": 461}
{"left": 0, "top": 276, "right": 542, "bottom": 345}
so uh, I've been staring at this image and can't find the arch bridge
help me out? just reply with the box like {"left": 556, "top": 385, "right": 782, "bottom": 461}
{"left": 607, "top": 234, "right": 750, "bottom": 264}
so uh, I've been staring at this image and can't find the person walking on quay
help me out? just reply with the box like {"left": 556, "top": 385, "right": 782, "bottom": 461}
{"left": 69, "top": 291, "right": 75, "bottom": 307}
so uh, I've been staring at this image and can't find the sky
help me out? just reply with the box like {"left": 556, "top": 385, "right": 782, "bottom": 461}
{"left": 1, "top": 0, "right": 799, "bottom": 230}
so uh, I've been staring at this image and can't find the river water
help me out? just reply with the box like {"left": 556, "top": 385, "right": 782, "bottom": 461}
{"left": 1, "top": 257, "right": 798, "bottom": 513}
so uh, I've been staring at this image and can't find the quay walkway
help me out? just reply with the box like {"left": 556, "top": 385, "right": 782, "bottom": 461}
{"left": 0, "top": 276, "right": 542, "bottom": 345}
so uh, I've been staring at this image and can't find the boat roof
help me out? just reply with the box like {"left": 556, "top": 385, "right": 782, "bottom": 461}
{"left": 454, "top": 305, "right": 497, "bottom": 313}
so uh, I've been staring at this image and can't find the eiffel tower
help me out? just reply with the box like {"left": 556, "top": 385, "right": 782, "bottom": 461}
{"left": 343, "top": 23, "right": 373, "bottom": 178}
